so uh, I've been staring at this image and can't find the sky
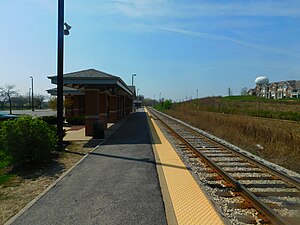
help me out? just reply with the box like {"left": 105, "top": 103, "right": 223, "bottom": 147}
{"left": 1, "top": 0, "right": 300, "bottom": 101}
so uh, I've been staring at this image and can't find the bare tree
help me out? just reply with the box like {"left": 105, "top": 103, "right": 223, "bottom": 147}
{"left": 0, "top": 85, "right": 18, "bottom": 114}
{"left": 12, "top": 95, "right": 27, "bottom": 109}
{"left": 0, "top": 91, "right": 6, "bottom": 110}
{"left": 34, "top": 94, "right": 46, "bottom": 109}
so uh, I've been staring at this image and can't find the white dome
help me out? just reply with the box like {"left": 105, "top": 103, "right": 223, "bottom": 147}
{"left": 255, "top": 76, "right": 269, "bottom": 85}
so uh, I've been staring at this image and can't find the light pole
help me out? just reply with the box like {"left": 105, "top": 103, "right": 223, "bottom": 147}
{"left": 137, "top": 89, "right": 139, "bottom": 101}
{"left": 196, "top": 89, "right": 198, "bottom": 99}
{"left": 57, "top": 0, "right": 71, "bottom": 150}
{"left": 159, "top": 92, "right": 161, "bottom": 102}
{"left": 28, "top": 88, "right": 31, "bottom": 110}
{"left": 131, "top": 74, "right": 136, "bottom": 86}
{"left": 57, "top": 0, "right": 64, "bottom": 151}
{"left": 29, "top": 76, "right": 34, "bottom": 111}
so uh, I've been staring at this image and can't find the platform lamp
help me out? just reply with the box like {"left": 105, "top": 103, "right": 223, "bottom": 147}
{"left": 29, "top": 76, "right": 34, "bottom": 111}
{"left": 57, "top": 0, "right": 72, "bottom": 151}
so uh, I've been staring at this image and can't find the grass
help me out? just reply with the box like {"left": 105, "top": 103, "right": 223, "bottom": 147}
{"left": 0, "top": 175, "right": 13, "bottom": 185}
{"left": 161, "top": 96, "right": 300, "bottom": 173}
{"left": 0, "top": 155, "right": 13, "bottom": 185}
{"left": 181, "top": 96, "right": 300, "bottom": 121}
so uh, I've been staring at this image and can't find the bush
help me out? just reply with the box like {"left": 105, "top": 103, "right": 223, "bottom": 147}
{"left": 0, "top": 117, "right": 58, "bottom": 166}
{"left": 163, "top": 100, "right": 172, "bottom": 110}
{"left": 66, "top": 116, "right": 85, "bottom": 125}
{"left": 40, "top": 115, "right": 58, "bottom": 125}
{"left": 154, "top": 100, "right": 173, "bottom": 111}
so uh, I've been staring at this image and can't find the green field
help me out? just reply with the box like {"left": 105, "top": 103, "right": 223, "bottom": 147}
{"left": 178, "top": 96, "right": 300, "bottom": 121}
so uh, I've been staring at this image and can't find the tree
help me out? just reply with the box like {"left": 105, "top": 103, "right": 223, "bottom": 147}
{"left": 137, "top": 95, "right": 144, "bottom": 102}
{"left": 0, "top": 85, "right": 18, "bottom": 114}
{"left": 12, "top": 95, "right": 27, "bottom": 109}
{"left": 34, "top": 94, "right": 46, "bottom": 109}
{"left": 48, "top": 97, "right": 72, "bottom": 110}
{"left": 0, "top": 91, "right": 7, "bottom": 110}
{"left": 48, "top": 97, "right": 57, "bottom": 110}
{"left": 141, "top": 98, "right": 158, "bottom": 106}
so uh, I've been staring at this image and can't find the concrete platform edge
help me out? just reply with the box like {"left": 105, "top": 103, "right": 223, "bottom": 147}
{"left": 4, "top": 115, "right": 131, "bottom": 225}
{"left": 145, "top": 109, "right": 178, "bottom": 225}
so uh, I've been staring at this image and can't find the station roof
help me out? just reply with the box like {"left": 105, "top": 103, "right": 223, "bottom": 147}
{"left": 48, "top": 69, "right": 133, "bottom": 96}
{"left": 46, "top": 86, "right": 84, "bottom": 96}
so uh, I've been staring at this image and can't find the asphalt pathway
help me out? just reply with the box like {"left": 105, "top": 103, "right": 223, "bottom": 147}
{"left": 10, "top": 109, "right": 167, "bottom": 225}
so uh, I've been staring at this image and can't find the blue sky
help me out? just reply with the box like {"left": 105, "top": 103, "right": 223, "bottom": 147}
{"left": 1, "top": 0, "right": 300, "bottom": 101}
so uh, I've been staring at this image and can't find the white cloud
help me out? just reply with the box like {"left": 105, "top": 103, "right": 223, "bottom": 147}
{"left": 106, "top": 0, "right": 300, "bottom": 18}
{"left": 156, "top": 26, "right": 300, "bottom": 57}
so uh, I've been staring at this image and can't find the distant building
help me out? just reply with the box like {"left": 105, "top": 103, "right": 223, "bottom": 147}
{"left": 250, "top": 80, "right": 300, "bottom": 99}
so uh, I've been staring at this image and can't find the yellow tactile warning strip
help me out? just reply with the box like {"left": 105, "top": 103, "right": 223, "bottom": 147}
{"left": 145, "top": 108, "right": 225, "bottom": 225}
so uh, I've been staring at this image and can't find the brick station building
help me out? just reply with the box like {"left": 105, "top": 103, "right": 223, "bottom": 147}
{"left": 47, "top": 69, "right": 135, "bottom": 136}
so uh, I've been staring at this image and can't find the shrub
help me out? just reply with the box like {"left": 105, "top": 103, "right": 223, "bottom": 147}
{"left": 154, "top": 100, "right": 172, "bottom": 111}
{"left": 40, "top": 115, "right": 58, "bottom": 125}
{"left": 163, "top": 100, "right": 172, "bottom": 110}
{"left": 66, "top": 116, "right": 85, "bottom": 125}
{"left": 0, "top": 117, "right": 57, "bottom": 166}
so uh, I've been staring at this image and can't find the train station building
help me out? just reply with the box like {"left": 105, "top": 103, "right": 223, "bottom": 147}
{"left": 47, "top": 69, "right": 135, "bottom": 136}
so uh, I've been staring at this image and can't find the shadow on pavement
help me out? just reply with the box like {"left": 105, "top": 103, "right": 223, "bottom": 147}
{"left": 90, "top": 151, "right": 190, "bottom": 171}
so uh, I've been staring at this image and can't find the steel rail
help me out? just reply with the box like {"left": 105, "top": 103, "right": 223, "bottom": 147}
{"left": 148, "top": 107, "right": 291, "bottom": 225}
{"left": 207, "top": 138, "right": 300, "bottom": 190}
{"left": 152, "top": 108, "right": 300, "bottom": 189}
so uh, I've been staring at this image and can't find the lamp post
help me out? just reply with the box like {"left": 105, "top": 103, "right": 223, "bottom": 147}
{"left": 57, "top": 0, "right": 71, "bottom": 150}
{"left": 29, "top": 76, "right": 34, "bottom": 111}
{"left": 57, "top": 0, "right": 64, "bottom": 150}
{"left": 137, "top": 89, "right": 139, "bottom": 101}
{"left": 28, "top": 88, "right": 31, "bottom": 110}
{"left": 131, "top": 74, "right": 136, "bottom": 86}
{"left": 196, "top": 89, "right": 198, "bottom": 99}
{"left": 159, "top": 92, "right": 161, "bottom": 102}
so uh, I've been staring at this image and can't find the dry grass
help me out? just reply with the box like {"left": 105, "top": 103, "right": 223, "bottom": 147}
{"left": 0, "top": 141, "right": 93, "bottom": 225}
{"left": 165, "top": 106, "right": 300, "bottom": 173}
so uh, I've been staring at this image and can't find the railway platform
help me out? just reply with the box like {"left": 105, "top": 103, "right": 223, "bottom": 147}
{"left": 6, "top": 108, "right": 225, "bottom": 225}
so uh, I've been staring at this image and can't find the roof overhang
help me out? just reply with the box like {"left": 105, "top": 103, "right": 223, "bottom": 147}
{"left": 47, "top": 70, "right": 133, "bottom": 96}
{"left": 46, "top": 87, "right": 84, "bottom": 96}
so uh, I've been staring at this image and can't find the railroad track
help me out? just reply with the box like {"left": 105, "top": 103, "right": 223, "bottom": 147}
{"left": 147, "top": 107, "right": 300, "bottom": 225}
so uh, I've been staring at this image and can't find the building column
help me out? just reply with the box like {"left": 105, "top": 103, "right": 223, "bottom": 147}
{"left": 99, "top": 93, "right": 108, "bottom": 129}
{"left": 117, "top": 96, "right": 121, "bottom": 120}
{"left": 108, "top": 95, "right": 118, "bottom": 122}
{"left": 84, "top": 91, "right": 108, "bottom": 136}
{"left": 121, "top": 96, "right": 125, "bottom": 118}
{"left": 125, "top": 96, "right": 130, "bottom": 115}
{"left": 72, "top": 95, "right": 82, "bottom": 116}
{"left": 85, "top": 90, "right": 100, "bottom": 136}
